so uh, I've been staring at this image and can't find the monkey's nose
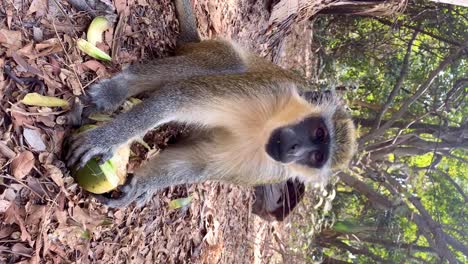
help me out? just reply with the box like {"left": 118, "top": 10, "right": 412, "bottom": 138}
{"left": 287, "top": 143, "right": 300, "bottom": 155}
{"left": 286, "top": 142, "right": 308, "bottom": 158}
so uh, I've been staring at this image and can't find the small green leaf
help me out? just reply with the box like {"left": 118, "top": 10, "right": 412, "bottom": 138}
{"left": 99, "top": 218, "right": 113, "bottom": 226}
{"left": 168, "top": 196, "right": 193, "bottom": 210}
{"left": 81, "top": 229, "right": 91, "bottom": 240}
{"left": 128, "top": 97, "right": 143, "bottom": 105}
{"left": 75, "top": 124, "right": 98, "bottom": 134}
{"left": 88, "top": 113, "right": 112, "bottom": 121}
{"left": 332, "top": 221, "right": 353, "bottom": 233}
{"left": 21, "top": 93, "right": 69, "bottom": 107}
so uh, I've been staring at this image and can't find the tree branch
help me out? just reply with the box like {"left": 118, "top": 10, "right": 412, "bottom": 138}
{"left": 411, "top": 213, "right": 461, "bottom": 264}
{"left": 322, "top": 256, "right": 352, "bottom": 264}
{"left": 385, "top": 174, "right": 468, "bottom": 258}
{"left": 322, "top": 239, "right": 390, "bottom": 264}
{"left": 338, "top": 172, "right": 394, "bottom": 210}
{"left": 359, "top": 40, "right": 468, "bottom": 145}
{"left": 372, "top": 27, "right": 419, "bottom": 130}
{"left": 355, "top": 117, "right": 463, "bottom": 132}
{"left": 376, "top": 18, "right": 462, "bottom": 46}
{"left": 352, "top": 235, "right": 436, "bottom": 253}
{"left": 436, "top": 169, "right": 468, "bottom": 203}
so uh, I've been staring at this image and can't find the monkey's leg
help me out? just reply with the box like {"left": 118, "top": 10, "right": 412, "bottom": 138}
{"left": 95, "top": 133, "right": 212, "bottom": 208}
{"left": 84, "top": 40, "right": 246, "bottom": 115}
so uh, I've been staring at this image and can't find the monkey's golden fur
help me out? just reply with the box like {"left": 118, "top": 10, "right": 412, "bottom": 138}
{"left": 183, "top": 79, "right": 356, "bottom": 186}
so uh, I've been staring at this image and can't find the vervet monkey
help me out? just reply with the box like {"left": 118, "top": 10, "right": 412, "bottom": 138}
{"left": 67, "top": 0, "right": 357, "bottom": 208}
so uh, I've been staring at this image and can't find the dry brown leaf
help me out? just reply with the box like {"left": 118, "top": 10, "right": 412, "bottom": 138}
{"left": 51, "top": 225, "right": 85, "bottom": 248}
{"left": 10, "top": 151, "right": 35, "bottom": 179}
{"left": 48, "top": 56, "right": 61, "bottom": 74}
{"left": 27, "top": 0, "right": 48, "bottom": 16}
{"left": 35, "top": 115, "right": 56, "bottom": 127}
{"left": 36, "top": 38, "right": 60, "bottom": 51}
{"left": 17, "top": 43, "right": 34, "bottom": 56}
{"left": 25, "top": 203, "right": 46, "bottom": 226}
{"left": 12, "top": 243, "right": 33, "bottom": 256}
{"left": 4, "top": 203, "right": 32, "bottom": 243}
{"left": 137, "top": 0, "right": 149, "bottom": 7}
{"left": 0, "top": 141, "right": 16, "bottom": 159}
{"left": 44, "top": 164, "right": 64, "bottom": 187}
{"left": 81, "top": 60, "right": 108, "bottom": 77}
{"left": 0, "top": 225, "right": 16, "bottom": 239}
{"left": 104, "top": 26, "right": 114, "bottom": 47}
{"left": 22, "top": 39, "right": 62, "bottom": 60}
{"left": 12, "top": 52, "right": 42, "bottom": 76}
{"left": 26, "top": 177, "right": 48, "bottom": 198}
{"left": 0, "top": 29, "right": 22, "bottom": 49}
{"left": 11, "top": 111, "right": 35, "bottom": 127}
{"left": 0, "top": 199, "right": 11, "bottom": 213}
{"left": 48, "top": 242, "right": 69, "bottom": 260}
{"left": 115, "top": 0, "right": 129, "bottom": 14}
{"left": 42, "top": 74, "right": 63, "bottom": 94}
{"left": 71, "top": 206, "right": 104, "bottom": 228}
{"left": 51, "top": 129, "right": 66, "bottom": 153}
{"left": 23, "top": 128, "right": 47, "bottom": 151}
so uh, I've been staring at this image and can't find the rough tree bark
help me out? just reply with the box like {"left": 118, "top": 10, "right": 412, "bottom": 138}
{"left": 263, "top": 0, "right": 407, "bottom": 55}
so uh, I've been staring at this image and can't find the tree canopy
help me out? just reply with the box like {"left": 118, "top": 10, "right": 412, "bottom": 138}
{"left": 289, "top": 0, "right": 467, "bottom": 263}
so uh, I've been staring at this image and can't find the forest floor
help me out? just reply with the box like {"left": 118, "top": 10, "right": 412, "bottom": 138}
{"left": 0, "top": 1, "right": 315, "bottom": 263}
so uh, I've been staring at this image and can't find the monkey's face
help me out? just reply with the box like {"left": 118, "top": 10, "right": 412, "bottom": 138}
{"left": 265, "top": 116, "right": 331, "bottom": 169}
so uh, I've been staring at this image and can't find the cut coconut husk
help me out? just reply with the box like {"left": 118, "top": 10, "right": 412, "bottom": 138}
{"left": 77, "top": 38, "right": 112, "bottom": 61}
{"left": 87, "top": 16, "right": 110, "bottom": 46}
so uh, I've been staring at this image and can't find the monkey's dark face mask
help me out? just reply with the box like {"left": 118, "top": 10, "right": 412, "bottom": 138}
{"left": 265, "top": 116, "right": 330, "bottom": 168}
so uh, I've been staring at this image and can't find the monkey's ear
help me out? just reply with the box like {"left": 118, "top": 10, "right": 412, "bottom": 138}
{"left": 301, "top": 90, "right": 333, "bottom": 104}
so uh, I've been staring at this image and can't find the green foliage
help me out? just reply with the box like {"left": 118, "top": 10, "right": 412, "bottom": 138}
{"left": 288, "top": 1, "right": 468, "bottom": 263}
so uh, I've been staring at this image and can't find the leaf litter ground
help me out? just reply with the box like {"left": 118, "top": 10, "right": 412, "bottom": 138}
{"left": 0, "top": 1, "right": 316, "bottom": 263}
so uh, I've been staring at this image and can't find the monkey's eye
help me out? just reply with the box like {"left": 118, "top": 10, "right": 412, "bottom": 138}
{"left": 310, "top": 151, "right": 325, "bottom": 165}
{"left": 315, "top": 127, "right": 326, "bottom": 141}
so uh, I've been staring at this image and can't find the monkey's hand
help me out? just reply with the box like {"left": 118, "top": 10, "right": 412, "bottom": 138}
{"left": 94, "top": 175, "right": 152, "bottom": 208}
{"left": 82, "top": 78, "right": 128, "bottom": 116}
{"left": 66, "top": 126, "right": 119, "bottom": 168}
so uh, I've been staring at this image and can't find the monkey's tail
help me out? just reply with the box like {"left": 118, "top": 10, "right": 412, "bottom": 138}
{"left": 175, "top": 0, "right": 201, "bottom": 44}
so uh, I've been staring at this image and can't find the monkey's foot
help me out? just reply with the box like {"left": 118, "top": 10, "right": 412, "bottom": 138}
{"left": 94, "top": 175, "right": 151, "bottom": 208}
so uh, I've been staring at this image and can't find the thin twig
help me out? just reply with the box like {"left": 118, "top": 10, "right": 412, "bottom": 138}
{"left": 50, "top": 0, "right": 79, "bottom": 38}
{"left": 0, "top": 249, "right": 32, "bottom": 258}
{"left": 82, "top": 75, "right": 100, "bottom": 89}
{"left": 373, "top": 27, "right": 420, "bottom": 130}
{"left": 0, "top": 175, "right": 44, "bottom": 199}
{"left": 360, "top": 40, "right": 468, "bottom": 146}
{"left": 7, "top": 108, "right": 67, "bottom": 116}
{"left": 52, "top": 19, "right": 85, "bottom": 94}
